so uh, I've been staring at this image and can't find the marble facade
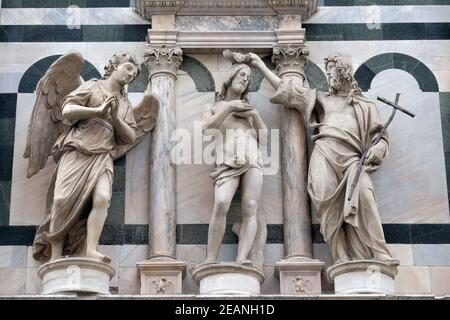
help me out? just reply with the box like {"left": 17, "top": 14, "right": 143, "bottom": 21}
{"left": 0, "top": 0, "right": 450, "bottom": 297}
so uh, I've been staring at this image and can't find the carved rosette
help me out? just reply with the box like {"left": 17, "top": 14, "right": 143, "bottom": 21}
{"left": 145, "top": 45, "right": 183, "bottom": 79}
{"left": 272, "top": 44, "right": 309, "bottom": 79}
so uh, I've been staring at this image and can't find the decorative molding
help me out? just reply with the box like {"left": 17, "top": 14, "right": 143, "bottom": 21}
{"left": 148, "top": 29, "right": 305, "bottom": 51}
{"left": 145, "top": 45, "right": 183, "bottom": 78}
{"left": 272, "top": 44, "right": 309, "bottom": 78}
{"left": 135, "top": 0, "right": 318, "bottom": 19}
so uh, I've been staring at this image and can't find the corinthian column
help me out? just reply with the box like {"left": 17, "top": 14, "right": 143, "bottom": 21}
{"left": 272, "top": 44, "right": 324, "bottom": 295}
{"left": 137, "top": 44, "right": 186, "bottom": 295}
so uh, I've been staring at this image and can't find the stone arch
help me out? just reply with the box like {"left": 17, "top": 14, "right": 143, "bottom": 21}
{"left": 354, "top": 53, "right": 439, "bottom": 92}
{"left": 356, "top": 52, "right": 448, "bottom": 215}
{"left": 305, "top": 61, "right": 329, "bottom": 92}
{"left": 180, "top": 55, "right": 215, "bottom": 92}
{"left": 18, "top": 55, "right": 101, "bottom": 93}
{"left": 129, "top": 55, "right": 216, "bottom": 93}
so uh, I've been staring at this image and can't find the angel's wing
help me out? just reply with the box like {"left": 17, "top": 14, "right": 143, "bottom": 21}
{"left": 133, "top": 92, "right": 160, "bottom": 139}
{"left": 112, "top": 92, "right": 160, "bottom": 160}
{"left": 23, "top": 51, "right": 84, "bottom": 178}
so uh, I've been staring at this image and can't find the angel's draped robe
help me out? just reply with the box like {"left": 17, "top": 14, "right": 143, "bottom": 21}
{"left": 33, "top": 79, "right": 136, "bottom": 262}
{"left": 270, "top": 77, "right": 392, "bottom": 261}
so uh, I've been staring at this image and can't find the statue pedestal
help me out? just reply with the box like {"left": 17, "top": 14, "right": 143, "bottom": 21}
{"left": 327, "top": 260, "right": 399, "bottom": 294}
{"left": 137, "top": 259, "right": 186, "bottom": 294}
{"left": 275, "top": 257, "right": 324, "bottom": 294}
{"left": 192, "top": 262, "right": 265, "bottom": 295}
{"left": 38, "top": 257, "right": 115, "bottom": 295}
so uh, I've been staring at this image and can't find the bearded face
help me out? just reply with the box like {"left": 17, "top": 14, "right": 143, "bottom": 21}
{"left": 326, "top": 61, "right": 343, "bottom": 92}
{"left": 230, "top": 67, "right": 251, "bottom": 96}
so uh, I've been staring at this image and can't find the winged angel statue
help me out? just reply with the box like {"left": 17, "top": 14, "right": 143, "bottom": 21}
{"left": 24, "top": 51, "right": 159, "bottom": 263}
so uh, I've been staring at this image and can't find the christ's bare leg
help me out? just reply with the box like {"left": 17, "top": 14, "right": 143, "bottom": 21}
{"left": 205, "top": 177, "right": 240, "bottom": 263}
{"left": 236, "top": 168, "right": 263, "bottom": 263}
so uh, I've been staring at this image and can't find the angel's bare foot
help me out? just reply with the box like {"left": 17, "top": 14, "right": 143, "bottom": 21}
{"left": 86, "top": 250, "right": 111, "bottom": 263}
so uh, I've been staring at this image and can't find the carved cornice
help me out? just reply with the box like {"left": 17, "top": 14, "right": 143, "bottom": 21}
{"left": 272, "top": 44, "right": 309, "bottom": 79}
{"left": 147, "top": 29, "right": 306, "bottom": 52}
{"left": 145, "top": 45, "right": 183, "bottom": 79}
{"left": 135, "top": 0, "right": 318, "bottom": 19}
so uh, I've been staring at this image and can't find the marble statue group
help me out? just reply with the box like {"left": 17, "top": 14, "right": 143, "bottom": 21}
{"left": 24, "top": 47, "right": 401, "bottom": 295}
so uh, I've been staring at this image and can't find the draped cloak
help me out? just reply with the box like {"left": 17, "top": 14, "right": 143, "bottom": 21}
{"left": 32, "top": 80, "right": 136, "bottom": 262}
{"left": 270, "top": 77, "right": 392, "bottom": 261}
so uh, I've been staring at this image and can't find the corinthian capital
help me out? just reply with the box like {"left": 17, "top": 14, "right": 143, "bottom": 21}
{"left": 145, "top": 45, "right": 183, "bottom": 79}
{"left": 272, "top": 44, "right": 309, "bottom": 79}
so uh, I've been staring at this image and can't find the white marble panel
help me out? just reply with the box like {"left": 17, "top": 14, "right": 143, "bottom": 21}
{"left": 119, "top": 245, "right": 148, "bottom": 267}
{"left": 117, "top": 267, "right": 140, "bottom": 295}
{"left": 87, "top": 8, "right": 150, "bottom": 25}
{"left": 175, "top": 16, "right": 278, "bottom": 32}
{"left": 262, "top": 243, "right": 284, "bottom": 266}
{"left": 305, "top": 5, "right": 450, "bottom": 24}
{"left": 176, "top": 244, "right": 207, "bottom": 294}
{"left": 313, "top": 243, "right": 333, "bottom": 268}
{"left": 260, "top": 265, "right": 280, "bottom": 295}
{"left": 387, "top": 244, "right": 414, "bottom": 266}
{"left": 0, "top": 268, "right": 26, "bottom": 295}
{"left": 368, "top": 70, "right": 449, "bottom": 223}
{"left": 413, "top": 5, "right": 450, "bottom": 23}
{"left": 98, "top": 245, "right": 121, "bottom": 288}
{"left": 0, "top": 246, "right": 27, "bottom": 268}
{"left": 0, "top": 8, "right": 149, "bottom": 25}
{"left": 0, "top": 43, "right": 89, "bottom": 74}
{"left": 395, "top": 266, "right": 431, "bottom": 294}
{"left": 25, "top": 268, "right": 42, "bottom": 295}
{"left": 85, "top": 43, "right": 147, "bottom": 68}
{"left": 124, "top": 93, "right": 151, "bottom": 225}
{"left": 429, "top": 267, "right": 450, "bottom": 297}
{"left": 435, "top": 71, "right": 450, "bottom": 91}
{"left": 27, "top": 246, "right": 42, "bottom": 269}
{"left": 412, "top": 245, "right": 450, "bottom": 266}
{"left": 0, "top": 73, "right": 22, "bottom": 93}
{"left": 175, "top": 73, "right": 216, "bottom": 224}
{"left": 434, "top": 56, "right": 450, "bottom": 71}
{"left": 10, "top": 94, "right": 54, "bottom": 225}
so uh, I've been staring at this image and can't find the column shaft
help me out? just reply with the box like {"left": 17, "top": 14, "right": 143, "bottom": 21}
{"left": 145, "top": 46, "right": 183, "bottom": 260}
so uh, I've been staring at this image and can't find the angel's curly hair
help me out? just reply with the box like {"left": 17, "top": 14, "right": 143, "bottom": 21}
{"left": 102, "top": 52, "right": 141, "bottom": 81}
{"left": 217, "top": 63, "right": 252, "bottom": 103}
{"left": 324, "top": 53, "right": 362, "bottom": 100}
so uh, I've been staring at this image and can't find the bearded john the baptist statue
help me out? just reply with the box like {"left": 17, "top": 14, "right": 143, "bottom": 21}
{"left": 250, "top": 52, "right": 397, "bottom": 265}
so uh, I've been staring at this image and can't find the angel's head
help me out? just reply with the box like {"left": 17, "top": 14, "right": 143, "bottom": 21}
{"left": 218, "top": 63, "right": 252, "bottom": 102}
{"left": 102, "top": 52, "right": 141, "bottom": 86}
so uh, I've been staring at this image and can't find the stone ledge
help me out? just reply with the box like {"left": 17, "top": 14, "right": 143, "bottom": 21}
{"left": 0, "top": 294, "right": 447, "bottom": 300}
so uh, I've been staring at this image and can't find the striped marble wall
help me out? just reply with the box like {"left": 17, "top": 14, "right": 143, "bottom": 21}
{"left": 0, "top": 1, "right": 449, "bottom": 295}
